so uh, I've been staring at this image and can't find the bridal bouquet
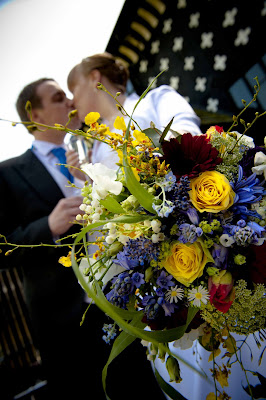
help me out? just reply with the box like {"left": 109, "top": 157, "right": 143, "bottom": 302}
{"left": 69, "top": 79, "right": 266, "bottom": 400}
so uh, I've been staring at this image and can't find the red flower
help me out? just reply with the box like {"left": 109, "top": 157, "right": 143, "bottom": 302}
{"left": 208, "top": 270, "right": 235, "bottom": 313}
{"left": 162, "top": 133, "right": 222, "bottom": 180}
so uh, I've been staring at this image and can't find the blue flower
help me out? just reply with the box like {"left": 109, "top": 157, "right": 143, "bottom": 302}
{"left": 186, "top": 207, "right": 200, "bottom": 225}
{"left": 156, "top": 270, "right": 174, "bottom": 289}
{"left": 131, "top": 272, "right": 145, "bottom": 288}
{"left": 113, "top": 250, "right": 139, "bottom": 270}
{"left": 157, "top": 171, "right": 177, "bottom": 192}
{"left": 211, "top": 243, "right": 228, "bottom": 268}
{"left": 231, "top": 166, "right": 265, "bottom": 218}
{"left": 123, "top": 237, "right": 160, "bottom": 265}
{"left": 178, "top": 223, "right": 203, "bottom": 243}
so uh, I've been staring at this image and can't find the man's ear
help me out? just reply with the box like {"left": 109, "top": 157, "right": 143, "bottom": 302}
{"left": 30, "top": 108, "right": 42, "bottom": 124}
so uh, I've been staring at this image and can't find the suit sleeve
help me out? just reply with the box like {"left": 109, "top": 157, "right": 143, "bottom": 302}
{"left": 0, "top": 169, "right": 54, "bottom": 270}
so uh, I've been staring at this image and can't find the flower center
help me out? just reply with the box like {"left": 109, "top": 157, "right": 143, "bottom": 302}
{"left": 195, "top": 292, "right": 202, "bottom": 300}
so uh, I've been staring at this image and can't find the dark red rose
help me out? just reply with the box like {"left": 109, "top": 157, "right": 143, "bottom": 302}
{"left": 162, "top": 133, "right": 222, "bottom": 180}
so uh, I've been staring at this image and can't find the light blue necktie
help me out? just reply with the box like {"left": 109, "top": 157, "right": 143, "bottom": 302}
{"left": 50, "top": 147, "right": 74, "bottom": 183}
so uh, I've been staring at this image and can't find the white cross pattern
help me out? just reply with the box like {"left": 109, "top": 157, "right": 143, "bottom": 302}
{"left": 213, "top": 54, "right": 227, "bottom": 71}
{"left": 206, "top": 98, "right": 219, "bottom": 113}
{"left": 189, "top": 12, "right": 200, "bottom": 28}
{"left": 184, "top": 56, "right": 195, "bottom": 71}
{"left": 234, "top": 27, "right": 251, "bottom": 46}
{"left": 160, "top": 58, "right": 169, "bottom": 71}
{"left": 195, "top": 77, "right": 207, "bottom": 92}
{"left": 223, "top": 7, "right": 238, "bottom": 28}
{"left": 201, "top": 32, "right": 214, "bottom": 49}
{"left": 150, "top": 40, "right": 160, "bottom": 54}
{"left": 172, "top": 37, "right": 184, "bottom": 52}
{"left": 177, "top": 0, "right": 186, "bottom": 9}
{"left": 170, "top": 76, "right": 180, "bottom": 90}
{"left": 148, "top": 76, "right": 157, "bottom": 89}
{"left": 139, "top": 60, "right": 148, "bottom": 73}
{"left": 162, "top": 18, "right": 173, "bottom": 34}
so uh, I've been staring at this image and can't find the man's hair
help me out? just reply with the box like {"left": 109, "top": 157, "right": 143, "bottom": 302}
{"left": 16, "top": 77, "right": 54, "bottom": 133}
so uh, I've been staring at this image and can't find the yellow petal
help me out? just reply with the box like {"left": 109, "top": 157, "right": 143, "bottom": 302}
{"left": 208, "top": 348, "right": 221, "bottom": 362}
{"left": 84, "top": 112, "right": 100, "bottom": 125}
{"left": 206, "top": 393, "right": 216, "bottom": 400}
{"left": 114, "top": 116, "right": 126, "bottom": 131}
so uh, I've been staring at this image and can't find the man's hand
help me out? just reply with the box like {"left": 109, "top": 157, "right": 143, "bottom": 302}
{"left": 66, "top": 149, "right": 87, "bottom": 181}
{"left": 48, "top": 196, "right": 83, "bottom": 237}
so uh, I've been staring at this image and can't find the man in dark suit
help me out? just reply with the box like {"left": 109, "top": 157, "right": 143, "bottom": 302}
{"left": 0, "top": 78, "right": 107, "bottom": 399}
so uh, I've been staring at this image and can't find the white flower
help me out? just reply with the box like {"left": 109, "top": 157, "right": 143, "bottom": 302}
{"left": 219, "top": 233, "right": 235, "bottom": 247}
{"left": 151, "top": 233, "right": 165, "bottom": 243}
{"left": 106, "top": 235, "right": 116, "bottom": 244}
{"left": 252, "top": 151, "right": 266, "bottom": 179}
{"left": 173, "top": 323, "right": 206, "bottom": 350}
{"left": 187, "top": 285, "right": 210, "bottom": 307}
{"left": 233, "top": 131, "right": 255, "bottom": 148}
{"left": 118, "top": 234, "right": 129, "bottom": 245}
{"left": 165, "top": 286, "right": 184, "bottom": 303}
{"left": 150, "top": 219, "right": 162, "bottom": 233}
{"left": 81, "top": 163, "right": 123, "bottom": 198}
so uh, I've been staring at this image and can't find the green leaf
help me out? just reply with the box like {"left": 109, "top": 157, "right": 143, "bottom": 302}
{"left": 154, "top": 368, "right": 188, "bottom": 400}
{"left": 159, "top": 117, "right": 174, "bottom": 143}
{"left": 102, "top": 313, "right": 145, "bottom": 398}
{"left": 100, "top": 195, "right": 126, "bottom": 214}
{"left": 143, "top": 127, "right": 163, "bottom": 152}
{"left": 122, "top": 159, "right": 156, "bottom": 214}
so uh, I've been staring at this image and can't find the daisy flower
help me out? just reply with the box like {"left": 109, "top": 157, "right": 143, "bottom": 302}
{"left": 165, "top": 285, "right": 184, "bottom": 303}
{"left": 188, "top": 285, "right": 210, "bottom": 307}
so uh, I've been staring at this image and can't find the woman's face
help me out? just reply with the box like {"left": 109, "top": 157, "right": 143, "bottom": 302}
{"left": 71, "top": 73, "right": 97, "bottom": 122}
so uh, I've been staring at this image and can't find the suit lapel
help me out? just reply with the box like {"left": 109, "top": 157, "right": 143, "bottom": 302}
{"left": 15, "top": 149, "right": 64, "bottom": 207}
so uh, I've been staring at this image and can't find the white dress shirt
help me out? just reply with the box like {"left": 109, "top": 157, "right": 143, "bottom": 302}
{"left": 91, "top": 85, "right": 202, "bottom": 169}
{"left": 31, "top": 140, "right": 84, "bottom": 197}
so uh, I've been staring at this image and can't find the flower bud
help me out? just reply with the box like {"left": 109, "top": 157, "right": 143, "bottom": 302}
{"left": 166, "top": 356, "right": 182, "bottom": 383}
{"left": 106, "top": 242, "right": 123, "bottom": 256}
{"left": 208, "top": 270, "right": 234, "bottom": 313}
{"left": 145, "top": 266, "right": 153, "bottom": 282}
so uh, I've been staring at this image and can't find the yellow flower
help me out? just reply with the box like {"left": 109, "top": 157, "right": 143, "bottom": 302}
{"left": 162, "top": 240, "right": 209, "bottom": 286}
{"left": 117, "top": 149, "right": 123, "bottom": 164}
{"left": 114, "top": 116, "right": 126, "bottom": 131}
{"left": 59, "top": 251, "right": 72, "bottom": 267}
{"left": 84, "top": 112, "right": 100, "bottom": 125}
{"left": 215, "top": 365, "right": 230, "bottom": 388}
{"left": 189, "top": 171, "right": 235, "bottom": 213}
{"left": 206, "top": 393, "right": 216, "bottom": 400}
{"left": 132, "top": 130, "right": 152, "bottom": 147}
{"left": 208, "top": 348, "right": 221, "bottom": 361}
{"left": 116, "top": 149, "right": 140, "bottom": 181}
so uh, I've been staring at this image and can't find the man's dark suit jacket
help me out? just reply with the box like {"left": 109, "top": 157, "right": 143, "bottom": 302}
{"left": 0, "top": 149, "right": 100, "bottom": 398}
{"left": 0, "top": 149, "right": 84, "bottom": 334}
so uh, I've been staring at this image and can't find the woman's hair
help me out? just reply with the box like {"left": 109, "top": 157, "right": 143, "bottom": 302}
{"left": 16, "top": 77, "right": 54, "bottom": 133}
{"left": 68, "top": 52, "right": 129, "bottom": 94}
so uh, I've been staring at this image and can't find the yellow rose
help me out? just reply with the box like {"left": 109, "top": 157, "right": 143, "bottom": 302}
{"left": 163, "top": 241, "right": 208, "bottom": 286}
{"left": 84, "top": 112, "right": 100, "bottom": 125}
{"left": 189, "top": 171, "right": 235, "bottom": 213}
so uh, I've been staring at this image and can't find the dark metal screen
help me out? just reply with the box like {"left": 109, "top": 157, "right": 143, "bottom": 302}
{"left": 106, "top": 0, "right": 266, "bottom": 139}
